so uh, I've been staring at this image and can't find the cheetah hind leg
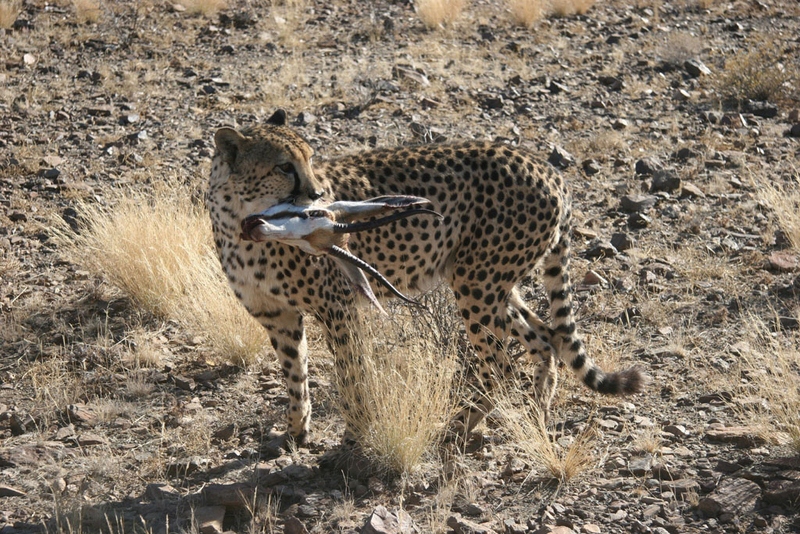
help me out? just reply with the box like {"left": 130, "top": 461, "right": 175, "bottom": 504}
{"left": 507, "top": 288, "right": 559, "bottom": 415}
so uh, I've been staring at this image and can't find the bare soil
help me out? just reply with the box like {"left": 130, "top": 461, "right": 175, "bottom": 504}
{"left": 1, "top": 1, "right": 800, "bottom": 533}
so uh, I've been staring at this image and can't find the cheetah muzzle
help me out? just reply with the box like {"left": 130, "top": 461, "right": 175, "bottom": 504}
{"left": 207, "top": 108, "right": 647, "bottom": 446}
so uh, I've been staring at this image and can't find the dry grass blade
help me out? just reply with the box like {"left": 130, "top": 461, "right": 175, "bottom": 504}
{"left": 335, "top": 308, "right": 461, "bottom": 476}
{"left": 753, "top": 169, "right": 800, "bottom": 252}
{"left": 416, "top": 0, "right": 465, "bottom": 30}
{"left": 507, "top": 0, "right": 546, "bottom": 28}
{"left": 51, "top": 178, "right": 268, "bottom": 366}
{"left": 73, "top": 0, "right": 100, "bottom": 23}
{"left": 733, "top": 314, "right": 800, "bottom": 453}
{"left": 0, "top": 0, "right": 21, "bottom": 29}
{"left": 494, "top": 382, "right": 598, "bottom": 484}
{"left": 550, "top": 0, "right": 595, "bottom": 17}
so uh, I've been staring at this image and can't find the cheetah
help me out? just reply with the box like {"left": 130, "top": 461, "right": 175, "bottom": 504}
{"left": 207, "top": 109, "right": 645, "bottom": 444}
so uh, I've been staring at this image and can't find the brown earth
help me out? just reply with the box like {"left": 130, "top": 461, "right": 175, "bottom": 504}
{"left": 1, "top": 0, "right": 800, "bottom": 533}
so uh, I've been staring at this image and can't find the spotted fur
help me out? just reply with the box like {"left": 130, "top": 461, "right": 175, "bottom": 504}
{"left": 207, "top": 110, "right": 645, "bottom": 443}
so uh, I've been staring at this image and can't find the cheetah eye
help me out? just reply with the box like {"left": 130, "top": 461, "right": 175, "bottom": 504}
{"left": 276, "top": 162, "right": 296, "bottom": 175}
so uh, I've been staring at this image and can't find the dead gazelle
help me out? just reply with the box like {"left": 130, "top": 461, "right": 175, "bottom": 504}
{"left": 240, "top": 196, "right": 441, "bottom": 312}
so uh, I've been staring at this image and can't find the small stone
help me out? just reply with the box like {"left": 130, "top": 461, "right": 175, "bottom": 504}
{"left": 620, "top": 194, "right": 657, "bottom": 213}
{"left": 549, "top": 80, "right": 570, "bottom": 94}
{"left": 583, "top": 270, "right": 607, "bottom": 286}
{"left": 145, "top": 483, "right": 180, "bottom": 501}
{"left": 55, "top": 424, "right": 76, "bottom": 441}
{"left": 789, "top": 124, "right": 800, "bottom": 138}
{"left": 650, "top": 170, "right": 681, "bottom": 193}
{"left": 628, "top": 212, "right": 651, "bottom": 229}
{"left": 626, "top": 455, "right": 653, "bottom": 476}
{"left": 203, "top": 483, "right": 255, "bottom": 507}
{"left": 549, "top": 145, "right": 575, "bottom": 169}
{"left": 680, "top": 182, "right": 705, "bottom": 198}
{"left": 610, "top": 232, "right": 634, "bottom": 251}
{"left": 673, "top": 88, "right": 691, "bottom": 101}
{"left": 584, "top": 239, "right": 618, "bottom": 260}
{"left": 662, "top": 479, "right": 700, "bottom": 499}
{"left": 612, "top": 118, "right": 629, "bottom": 130}
{"left": 635, "top": 157, "right": 663, "bottom": 176}
{"left": 173, "top": 375, "right": 195, "bottom": 391}
{"left": 663, "top": 424, "right": 690, "bottom": 438}
{"left": 705, "top": 425, "right": 768, "bottom": 447}
{"left": 362, "top": 505, "right": 415, "bottom": 534}
{"left": 698, "top": 477, "right": 760, "bottom": 517}
{"left": 768, "top": 251, "right": 798, "bottom": 272}
{"left": 23, "top": 53, "right": 36, "bottom": 65}
{"left": 67, "top": 403, "right": 97, "bottom": 426}
{"left": 213, "top": 423, "right": 236, "bottom": 441}
{"left": 582, "top": 525, "right": 601, "bottom": 534}
{"left": 194, "top": 505, "right": 226, "bottom": 534}
{"left": 684, "top": 59, "right": 711, "bottom": 77}
{"left": 582, "top": 159, "right": 601, "bottom": 175}
{"left": 77, "top": 432, "right": 106, "bottom": 446}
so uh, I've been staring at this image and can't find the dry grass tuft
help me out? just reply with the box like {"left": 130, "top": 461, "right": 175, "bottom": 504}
{"left": 416, "top": 0, "right": 465, "bottom": 30}
{"left": 550, "top": 0, "right": 595, "bottom": 17}
{"left": 52, "top": 177, "right": 268, "bottom": 367}
{"left": 182, "top": 0, "right": 227, "bottom": 17}
{"left": 73, "top": 0, "right": 101, "bottom": 24}
{"left": 753, "top": 170, "right": 800, "bottom": 252}
{"left": 494, "top": 383, "right": 598, "bottom": 483}
{"left": 507, "top": 0, "right": 546, "bottom": 27}
{"left": 0, "top": 0, "right": 21, "bottom": 29}
{"left": 734, "top": 315, "right": 800, "bottom": 453}
{"left": 715, "top": 39, "right": 793, "bottom": 104}
{"left": 335, "top": 306, "right": 462, "bottom": 476}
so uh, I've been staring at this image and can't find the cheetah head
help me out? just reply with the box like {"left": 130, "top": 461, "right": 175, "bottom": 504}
{"left": 210, "top": 110, "right": 326, "bottom": 217}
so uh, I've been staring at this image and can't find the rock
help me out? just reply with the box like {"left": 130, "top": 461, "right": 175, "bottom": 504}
{"left": 767, "top": 251, "right": 798, "bottom": 272}
{"left": 0, "top": 484, "right": 26, "bottom": 498}
{"left": 503, "top": 518, "right": 527, "bottom": 534}
{"left": 172, "top": 374, "right": 196, "bottom": 391}
{"left": 548, "top": 145, "right": 575, "bottom": 169}
{"left": 582, "top": 159, "right": 601, "bottom": 175}
{"left": 284, "top": 516, "right": 309, "bottom": 534}
{"left": 66, "top": 403, "right": 98, "bottom": 426}
{"left": 628, "top": 212, "right": 651, "bottom": 229}
{"left": 634, "top": 157, "right": 663, "bottom": 176}
{"left": 145, "top": 483, "right": 180, "bottom": 501}
{"left": 213, "top": 423, "right": 236, "bottom": 441}
{"left": 77, "top": 432, "right": 107, "bottom": 446}
{"left": 705, "top": 425, "right": 768, "bottom": 447}
{"left": 789, "top": 124, "right": 800, "bottom": 138}
{"left": 763, "top": 479, "right": 800, "bottom": 505}
{"left": 663, "top": 424, "right": 690, "bottom": 438}
{"left": 194, "top": 505, "right": 226, "bottom": 534}
{"left": 650, "top": 170, "right": 681, "bottom": 193}
{"left": 620, "top": 194, "right": 657, "bottom": 213}
{"left": 684, "top": 59, "right": 711, "bottom": 77}
{"left": 55, "top": 424, "right": 76, "bottom": 441}
{"left": 697, "top": 477, "right": 760, "bottom": 517}
{"left": 361, "top": 505, "right": 414, "bottom": 534}
{"left": 626, "top": 454, "right": 653, "bottom": 476}
{"left": 745, "top": 100, "right": 778, "bottom": 118}
{"left": 446, "top": 514, "right": 498, "bottom": 534}
{"left": 662, "top": 479, "right": 700, "bottom": 499}
{"left": 680, "top": 183, "right": 705, "bottom": 198}
{"left": 582, "top": 525, "right": 601, "bottom": 534}
{"left": 610, "top": 232, "right": 634, "bottom": 251}
{"left": 203, "top": 483, "right": 256, "bottom": 507}
{"left": 612, "top": 118, "right": 629, "bottom": 130}
{"left": 583, "top": 270, "right": 607, "bottom": 286}
{"left": 584, "top": 239, "right": 618, "bottom": 260}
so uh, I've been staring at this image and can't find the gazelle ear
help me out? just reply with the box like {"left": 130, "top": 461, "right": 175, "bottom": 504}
{"left": 266, "top": 109, "right": 287, "bottom": 126}
{"left": 214, "top": 127, "right": 246, "bottom": 166}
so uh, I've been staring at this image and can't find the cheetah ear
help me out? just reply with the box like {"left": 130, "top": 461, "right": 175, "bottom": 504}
{"left": 266, "top": 109, "right": 287, "bottom": 126}
{"left": 214, "top": 127, "right": 246, "bottom": 167}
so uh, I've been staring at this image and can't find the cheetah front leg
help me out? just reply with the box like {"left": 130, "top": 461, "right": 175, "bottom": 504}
{"left": 257, "top": 308, "right": 311, "bottom": 443}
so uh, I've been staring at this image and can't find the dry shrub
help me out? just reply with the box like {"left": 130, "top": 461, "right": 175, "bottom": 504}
{"left": 716, "top": 40, "right": 793, "bottom": 104}
{"left": 52, "top": 177, "right": 268, "bottom": 367}
{"left": 416, "top": 0, "right": 465, "bottom": 30}
{"left": 182, "top": 0, "right": 227, "bottom": 17}
{"left": 73, "top": 0, "right": 100, "bottom": 23}
{"left": 733, "top": 315, "right": 800, "bottom": 452}
{"left": 335, "top": 306, "right": 462, "bottom": 476}
{"left": 657, "top": 31, "right": 704, "bottom": 68}
{"left": 494, "top": 383, "right": 598, "bottom": 483}
{"left": 754, "top": 170, "right": 800, "bottom": 252}
{"left": 0, "top": 0, "right": 21, "bottom": 29}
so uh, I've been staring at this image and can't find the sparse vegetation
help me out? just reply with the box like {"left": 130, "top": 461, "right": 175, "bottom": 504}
{"left": 181, "top": 0, "right": 228, "bottom": 17}
{"left": 334, "top": 307, "right": 462, "bottom": 476}
{"left": 754, "top": 171, "right": 800, "bottom": 252}
{"left": 507, "top": 0, "right": 546, "bottom": 27}
{"left": 715, "top": 39, "right": 793, "bottom": 104}
{"left": 494, "top": 382, "right": 598, "bottom": 483}
{"left": 416, "top": 0, "right": 465, "bottom": 30}
{"left": 734, "top": 315, "right": 800, "bottom": 452}
{"left": 73, "top": 0, "right": 101, "bottom": 24}
{"left": 52, "top": 177, "right": 268, "bottom": 367}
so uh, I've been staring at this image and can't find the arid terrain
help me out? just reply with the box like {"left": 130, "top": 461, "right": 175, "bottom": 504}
{"left": 1, "top": 0, "right": 800, "bottom": 533}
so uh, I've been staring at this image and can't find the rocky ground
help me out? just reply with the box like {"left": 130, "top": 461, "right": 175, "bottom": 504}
{"left": 1, "top": 0, "right": 800, "bottom": 533}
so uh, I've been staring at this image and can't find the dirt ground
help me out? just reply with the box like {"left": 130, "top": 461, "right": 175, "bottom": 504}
{"left": 1, "top": 0, "right": 800, "bottom": 533}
